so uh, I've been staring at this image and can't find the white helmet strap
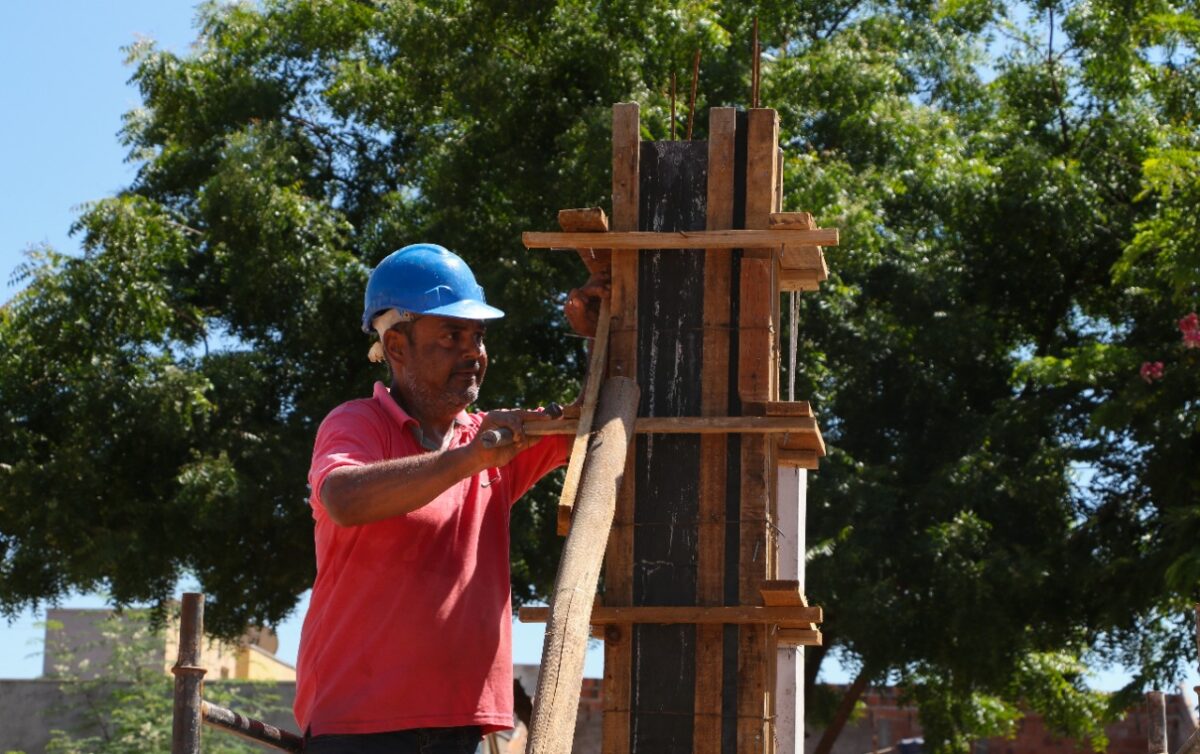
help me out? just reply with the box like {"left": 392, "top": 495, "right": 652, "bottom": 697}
{"left": 367, "top": 309, "right": 417, "bottom": 363}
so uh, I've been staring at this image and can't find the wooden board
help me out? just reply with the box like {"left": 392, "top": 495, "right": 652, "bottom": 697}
{"left": 779, "top": 268, "right": 821, "bottom": 292}
{"left": 556, "top": 298, "right": 611, "bottom": 535}
{"left": 776, "top": 629, "right": 823, "bottom": 647}
{"left": 776, "top": 449, "right": 820, "bottom": 469}
{"left": 558, "top": 207, "right": 612, "bottom": 274}
{"left": 696, "top": 106, "right": 736, "bottom": 754}
{"left": 758, "top": 580, "right": 806, "bottom": 607}
{"left": 522, "top": 416, "right": 821, "bottom": 436}
{"left": 779, "top": 424, "right": 827, "bottom": 456}
{"left": 604, "top": 101, "right": 640, "bottom": 754}
{"left": 524, "top": 228, "right": 839, "bottom": 250}
{"left": 768, "top": 212, "right": 813, "bottom": 229}
{"left": 742, "top": 401, "right": 813, "bottom": 417}
{"left": 738, "top": 107, "right": 780, "bottom": 753}
{"left": 518, "top": 605, "right": 823, "bottom": 625}
{"left": 555, "top": 202, "right": 616, "bottom": 534}
{"left": 780, "top": 245, "right": 826, "bottom": 272}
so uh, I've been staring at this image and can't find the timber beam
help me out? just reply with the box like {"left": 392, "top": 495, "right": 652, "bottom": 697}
{"left": 518, "top": 605, "right": 823, "bottom": 627}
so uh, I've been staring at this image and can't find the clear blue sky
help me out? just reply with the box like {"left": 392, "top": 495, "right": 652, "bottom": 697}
{"left": 0, "top": 0, "right": 599, "bottom": 682}
{"left": 0, "top": 0, "right": 1182, "bottom": 700}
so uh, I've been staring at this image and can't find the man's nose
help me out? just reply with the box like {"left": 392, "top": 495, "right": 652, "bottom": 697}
{"left": 462, "top": 338, "right": 484, "bottom": 359}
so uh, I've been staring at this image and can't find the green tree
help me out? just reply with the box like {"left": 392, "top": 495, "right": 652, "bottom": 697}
{"left": 1, "top": 1, "right": 1197, "bottom": 752}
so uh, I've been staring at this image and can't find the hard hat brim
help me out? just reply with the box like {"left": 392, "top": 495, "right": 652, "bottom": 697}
{"left": 361, "top": 300, "right": 506, "bottom": 333}
{"left": 420, "top": 299, "right": 506, "bottom": 322}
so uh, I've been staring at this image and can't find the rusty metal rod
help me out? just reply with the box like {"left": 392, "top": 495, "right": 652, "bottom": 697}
{"left": 202, "top": 701, "right": 304, "bottom": 752}
{"left": 171, "top": 593, "right": 207, "bottom": 754}
{"left": 751, "top": 16, "right": 760, "bottom": 107}
{"left": 670, "top": 71, "right": 677, "bottom": 140}
{"left": 686, "top": 48, "right": 701, "bottom": 140}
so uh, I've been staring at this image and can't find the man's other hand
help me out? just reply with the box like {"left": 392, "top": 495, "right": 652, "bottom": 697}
{"left": 564, "top": 270, "right": 611, "bottom": 338}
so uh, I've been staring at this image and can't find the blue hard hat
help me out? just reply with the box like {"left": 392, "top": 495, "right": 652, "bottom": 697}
{"left": 362, "top": 243, "right": 505, "bottom": 333}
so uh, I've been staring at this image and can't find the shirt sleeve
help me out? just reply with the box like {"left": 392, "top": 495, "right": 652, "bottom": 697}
{"left": 503, "top": 432, "right": 571, "bottom": 505}
{"left": 308, "top": 402, "right": 389, "bottom": 519}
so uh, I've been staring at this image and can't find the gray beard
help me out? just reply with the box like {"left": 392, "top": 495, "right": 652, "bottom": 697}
{"left": 400, "top": 368, "right": 480, "bottom": 416}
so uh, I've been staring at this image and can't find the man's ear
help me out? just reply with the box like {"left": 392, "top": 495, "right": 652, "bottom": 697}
{"left": 382, "top": 328, "right": 409, "bottom": 368}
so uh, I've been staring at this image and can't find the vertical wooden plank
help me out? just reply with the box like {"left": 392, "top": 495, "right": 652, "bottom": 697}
{"left": 604, "top": 101, "right": 639, "bottom": 754}
{"left": 739, "top": 108, "right": 780, "bottom": 754}
{"left": 745, "top": 109, "right": 779, "bottom": 229}
{"left": 695, "top": 107, "right": 736, "bottom": 754}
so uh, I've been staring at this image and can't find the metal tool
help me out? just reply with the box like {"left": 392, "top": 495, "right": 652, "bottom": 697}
{"left": 480, "top": 402, "right": 564, "bottom": 448}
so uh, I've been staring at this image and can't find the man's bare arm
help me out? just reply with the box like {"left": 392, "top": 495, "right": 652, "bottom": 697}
{"left": 320, "top": 411, "right": 544, "bottom": 527}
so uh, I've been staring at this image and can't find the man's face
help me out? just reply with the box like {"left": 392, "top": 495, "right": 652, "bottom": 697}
{"left": 389, "top": 315, "right": 488, "bottom": 417}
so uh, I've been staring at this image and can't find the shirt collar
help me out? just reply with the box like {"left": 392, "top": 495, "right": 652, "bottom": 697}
{"left": 371, "top": 381, "right": 471, "bottom": 432}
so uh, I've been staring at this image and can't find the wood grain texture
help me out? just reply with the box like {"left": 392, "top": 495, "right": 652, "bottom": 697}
{"left": 519, "top": 605, "right": 823, "bottom": 625}
{"left": 742, "top": 401, "right": 813, "bottom": 417}
{"left": 776, "top": 449, "right": 820, "bottom": 469}
{"left": 739, "top": 108, "right": 781, "bottom": 754}
{"left": 604, "top": 102, "right": 640, "bottom": 754}
{"left": 521, "top": 416, "right": 818, "bottom": 436}
{"left": 769, "top": 212, "right": 814, "bottom": 229}
{"left": 557, "top": 207, "right": 612, "bottom": 274}
{"left": 696, "top": 107, "right": 737, "bottom": 754}
{"left": 778, "top": 425, "right": 826, "bottom": 456}
{"left": 527, "top": 378, "right": 640, "bottom": 754}
{"left": 524, "top": 228, "right": 839, "bottom": 250}
{"left": 779, "top": 245, "right": 826, "bottom": 271}
{"left": 557, "top": 298, "right": 611, "bottom": 535}
{"left": 779, "top": 268, "right": 821, "bottom": 292}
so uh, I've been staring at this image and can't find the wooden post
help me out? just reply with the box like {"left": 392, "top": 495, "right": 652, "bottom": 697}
{"left": 603, "top": 101, "right": 640, "bottom": 754}
{"left": 738, "top": 107, "right": 781, "bottom": 753}
{"left": 171, "top": 593, "right": 207, "bottom": 754}
{"left": 694, "top": 106, "right": 736, "bottom": 754}
{"left": 528, "top": 377, "right": 641, "bottom": 754}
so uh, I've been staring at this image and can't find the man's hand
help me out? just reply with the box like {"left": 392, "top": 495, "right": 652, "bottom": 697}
{"left": 468, "top": 409, "right": 550, "bottom": 467}
{"left": 564, "top": 270, "right": 611, "bottom": 338}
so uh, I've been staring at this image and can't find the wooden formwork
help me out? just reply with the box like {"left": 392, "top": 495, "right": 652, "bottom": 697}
{"left": 522, "top": 103, "right": 832, "bottom": 754}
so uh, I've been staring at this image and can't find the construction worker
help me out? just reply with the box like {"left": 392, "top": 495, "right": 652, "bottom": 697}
{"left": 295, "top": 243, "right": 604, "bottom": 754}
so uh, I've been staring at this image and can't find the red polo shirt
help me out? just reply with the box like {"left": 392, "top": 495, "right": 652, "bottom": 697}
{"left": 294, "top": 382, "right": 569, "bottom": 736}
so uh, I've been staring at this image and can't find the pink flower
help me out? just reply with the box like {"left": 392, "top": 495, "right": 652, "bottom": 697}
{"left": 1176, "top": 313, "right": 1199, "bottom": 348}
{"left": 1140, "top": 361, "right": 1165, "bottom": 383}
{"left": 1180, "top": 312, "right": 1199, "bottom": 334}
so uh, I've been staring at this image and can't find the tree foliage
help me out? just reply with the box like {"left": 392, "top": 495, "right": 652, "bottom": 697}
{"left": 1, "top": 1, "right": 1197, "bottom": 751}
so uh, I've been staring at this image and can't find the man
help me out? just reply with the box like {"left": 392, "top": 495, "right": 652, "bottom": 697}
{"left": 295, "top": 243, "right": 603, "bottom": 753}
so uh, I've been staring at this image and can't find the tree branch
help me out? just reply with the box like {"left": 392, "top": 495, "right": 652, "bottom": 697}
{"left": 813, "top": 666, "right": 872, "bottom": 754}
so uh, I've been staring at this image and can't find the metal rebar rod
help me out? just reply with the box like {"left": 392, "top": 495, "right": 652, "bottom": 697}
{"left": 171, "top": 593, "right": 207, "bottom": 754}
{"left": 202, "top": 700, "right": 304, "bottom": 752}
{"left": 686, "top": 49, "right": 701, "bottom": 140}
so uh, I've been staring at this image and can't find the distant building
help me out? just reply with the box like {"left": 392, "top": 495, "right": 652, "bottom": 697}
{"left": 42, "top": 606, "right": 295, "bottom": 682}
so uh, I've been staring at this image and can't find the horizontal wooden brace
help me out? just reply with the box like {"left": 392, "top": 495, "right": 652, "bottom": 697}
{"left": 780, "top": 245, "right": 826, "bottom": 271}
{"left": 777, "top": 629, "right": 823, "bottom": 647}
{"left": 777, "top": 449, "right": 820, "bottom": 469}
{"left": 519, "top": 605, "right": 823, "bottom": 626}
{"left": 523, "top": 228, "right": 839, "bottom": 251}
{"left": 780, "top": 268, "right": 821, "bottom": 292}
{"left": 524, "top": 416, "right": 819, "bottom": 436}
{"left": 769, "top": 212, "right": 815, "bottom": 229}
{"left": 759, "top": 580, "right": 807, "bottom": 606}
{"left": 743, "top": 401, "right": 813, "bottom": 417}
